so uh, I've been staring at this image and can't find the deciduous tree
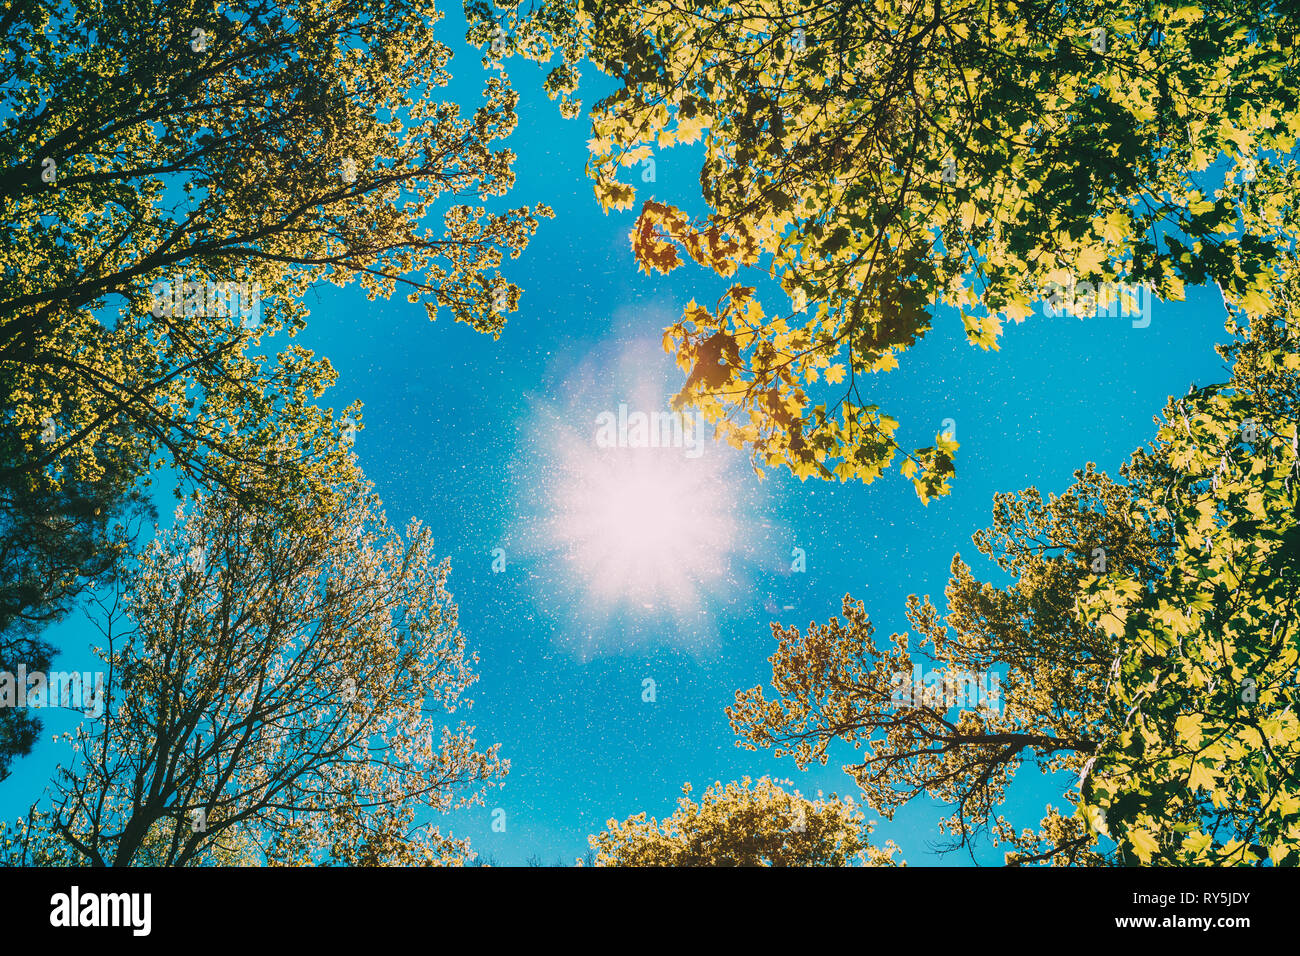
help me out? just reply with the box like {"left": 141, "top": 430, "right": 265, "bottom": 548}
{"left": 730, "top": 270, "right": 1300, "bottom": 865}
{"left": 4, "top": 0, "right": 549, "bottom": 501}
{"left": 1078, "top": 300, "right": 1300, "bottom": 866}
{"left": 0, "top": 483, "right": 504, "bottom": 866}
{"left": 471, "top": 0, "right": 1299, "bottom": 499}
{"left": 1, "top": 0, "right": 550, "bottom": 769}
{"left": 587, "top": 775, "right": 901, "bottom": 866}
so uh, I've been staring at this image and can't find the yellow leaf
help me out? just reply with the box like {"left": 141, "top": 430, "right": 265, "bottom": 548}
{"left": 1075, "top": 244, "right": 1106, "bottom": 275}
{"left": 1130, "top": 828, "right": 1159, "bottom": 863}
{"left": 1188, "top": 760, "right": 1216, "bottom": 793}
{"left": 1175, "top": 713, "right": 1203, "bottom": 748}
{"left": 1238, "top": 288, "right": 1271, "bottom": 317}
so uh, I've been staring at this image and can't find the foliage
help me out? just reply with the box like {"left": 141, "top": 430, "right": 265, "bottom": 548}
{"left": 0, "top": 484, "right": 504, "bottom": 866}
{"left": 1, "top": 0, "right": 550, "bottom": 772}
{"left": 0, "top": 467, "right": 151, "bottom": 783}
{"left": 0, "top": 354, "right": 155, "bottom": 778}
{"left": 469, "top": 0, "right": 1300, "bottom": 499}
{"left": 728, "top": 584, "right": 1114, "bottom": 864}
{"left": 587, "top": 775, "right": 901, "bottom": 866}
{"left": 1078, "top": 301, "right": 1300, "bottom": 866}
{"left": 3, "top": 0, "right": 549, "bottom": 500}
{"left": 729, "top": 279, "right": 1300, "bottom": 864}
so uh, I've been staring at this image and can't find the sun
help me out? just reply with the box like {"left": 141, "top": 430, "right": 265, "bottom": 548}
{"left": 546, "top": 433, "right": 738, "bottom": 615}
{"left": 508, "top": 337, "right": 762, "bottom": 646}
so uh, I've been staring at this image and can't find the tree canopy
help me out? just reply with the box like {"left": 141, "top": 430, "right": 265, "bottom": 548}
{"left": 586, "top": 775, "right": 901, "bottom": 866}
{"left": 470, "top": 0, "right": 1300, "bottom": 499}
{"left": 4, "top": 0, "right": 1300, "bottom": 871}
{"left": 728, "top": 284, "right": 1299, "bottom": 863}
{"left": 4, "top": 0, "right": 549, "bottom": 502}
{"left": 1077, "top": 295, "right": 1300, "bottom": 866}
{"left": 1, "top": 0, "right": 551, "bottom": 774}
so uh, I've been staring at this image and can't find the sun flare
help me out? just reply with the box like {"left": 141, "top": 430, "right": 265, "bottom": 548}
{"left": 547, "top": 436, "right": 737, "bottom": 614}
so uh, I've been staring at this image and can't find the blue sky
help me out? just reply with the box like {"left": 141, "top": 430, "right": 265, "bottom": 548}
{"left": 2, "top": 6, "right": 1237, "bottom": 866}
